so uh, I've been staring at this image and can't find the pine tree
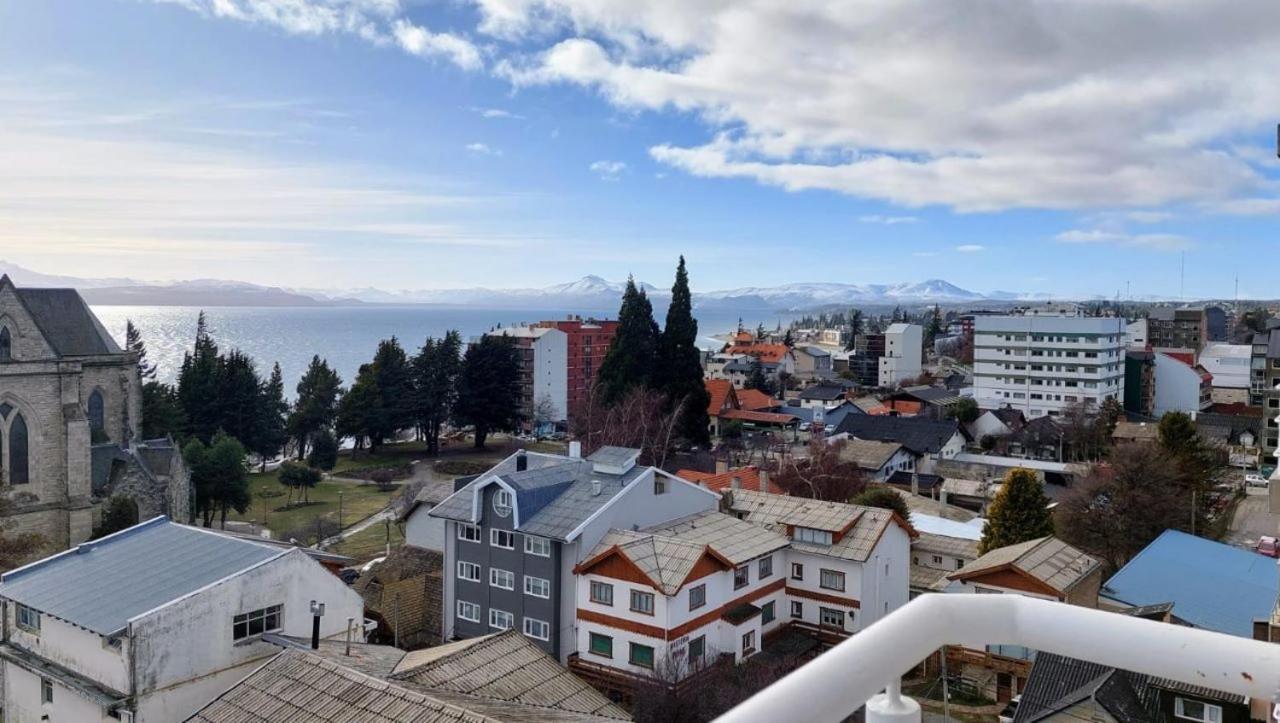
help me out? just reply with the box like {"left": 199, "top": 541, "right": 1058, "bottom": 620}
{"left": 412, "top": 331, "right": 463, "bottom": 456}
{"left": 126, "top": 320, "right": 156, "bottom": 380}
{"left": 215, "top": 349, "right": 264, "bottom": 452}
{"left": 177, "top": 311, "right": 223, "bottom": 442}
{"left": 336, "top": 364, "right": 381, "bottom": 452}
{"left": 455, "top": 335, "right": 522, "bottom": 449}
{"left": 845, "top": 309, "right": 863, "bottom": 351}
{"left": 368, "top": 337, "right": 413, "bottom": 447}
{"left": 287, "top": 356, "right": 343, "bottom": 459}
{"left": 656, "top": 257, "right": 711, "bottom": 447}
{"left": 595, "top": 277, "right": 659, "bottom": 405}
{"left": 254, "top": 363, "right": 289, "bottom": 468}
{"left": 979, "top": 468, "right": 1054, "bottom": 554}
{"left": 926, "top": 304, "right": 943, "bottom": 349}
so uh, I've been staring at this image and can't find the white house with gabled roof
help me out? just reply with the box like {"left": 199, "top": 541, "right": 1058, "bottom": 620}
{"left": 0, "top": 517, "right": 364, "bottom": 723}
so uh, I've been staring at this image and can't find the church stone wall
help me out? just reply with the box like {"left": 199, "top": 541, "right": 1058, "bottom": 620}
{"left": 1, "top": 365, "right": 68, "bottom": 502}
{"left": 0, "top": 287, "right": 55, "bottom": 361}
{"left": 79, "top": 360, "right": 138, "bottom": 444}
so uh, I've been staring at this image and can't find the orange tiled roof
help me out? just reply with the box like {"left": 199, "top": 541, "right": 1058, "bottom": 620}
{"left": 706, "top": 379, "right": 734, "bottom": 416}
{"left": 735, "top": 388, "right": 779, "bottom": 411}
{"left": 719, "top": 409, "right": 797, "bottom": 425}
{"left": 676, "top": 466, "right": 785, "bottom": 495}
{"left": 725, "top": 343, "right": 791, "bottom": 364}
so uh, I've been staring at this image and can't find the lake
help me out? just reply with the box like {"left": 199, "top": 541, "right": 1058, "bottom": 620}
{"left": 91, "top": 305, "right": 798, "bottom": 394}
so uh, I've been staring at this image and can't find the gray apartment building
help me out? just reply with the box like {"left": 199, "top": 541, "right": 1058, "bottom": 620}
{"left": 1147, "top": 307, "right": 1207, "bottom": 353}
{"left": 428, "top": 445, "right": 719, "bottom": 661}
{"left": 1250, "top": 327, "right": 1280, "bottom": 464}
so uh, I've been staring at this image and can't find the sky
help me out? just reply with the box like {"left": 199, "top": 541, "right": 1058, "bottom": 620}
{"left": 1, "top": 0, "right": 1278, "bottom": 299}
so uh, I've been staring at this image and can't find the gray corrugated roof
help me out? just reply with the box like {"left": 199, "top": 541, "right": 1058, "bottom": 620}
{"left": 0, "top": 518, "right": 284, "bottom": 635}
{"left": 834, "top": 415, "right": 960, "bottom": 455}
{"left": 13, "top": 287, "right": 121, "bottom": 357}
{"left": 429, "top": 452, "right": 648, "bottom": 541}
{"left": 586, "top": 446, "right": 639, "bottom": 466}
{"left": 726, "top": 489, "right": 904, "bottom": 562}
{"left": 951, "top": 536, "right": 1099, "bottom": 594}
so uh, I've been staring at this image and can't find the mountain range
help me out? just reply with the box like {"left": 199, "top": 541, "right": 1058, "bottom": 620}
{"left": 0, "top": 261, "right": 1061, "bottom": 311}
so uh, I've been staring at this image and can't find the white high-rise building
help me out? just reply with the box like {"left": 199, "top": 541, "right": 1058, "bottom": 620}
{"left": 879, "top": 323, "right": 923, "bottom": 387}
{"left": 973, "top": 313, "right": 1125, "bottom": 417}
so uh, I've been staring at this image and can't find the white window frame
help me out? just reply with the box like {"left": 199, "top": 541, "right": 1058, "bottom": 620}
{"left": 457, "top": 600, "right": 480, "bottom": 623}
{"left": 490, "top": 529, "right": 515, "bottom": 550}
{"left": 493, "top": 489, "right": 513, "bottom": 518}
{"left": 41, "top": 677, "right": 53, "bottom": 705}
{"left": 790, "top": 600, "right": 803, "bottom": 618}
{"left": 457, "top": 561, "right": 481, "bottom": 582}
{"left": 819, "top": 568, "right": 846, "bottom": 592}
{"left": 524, "top": 535, "right": 551, "bottom": 557}
{"left": 794, "top": 527, "right": 833, "bottom": 545}
{"left": 233, "top": 604, "right": 283, "bottom": 641}
{"left": 523, "top": 616, "right": 550, "bottom": 641}
{"left": 1173, "top": 698, "right": 1222, "bottom": 723}
{"left": 458, "top": 524, "right": 481, "bottom": 543}
{"left": 524, "top": 575, "right": 551, "bottom": 599}
{"left": 758, "top": 555, "right": 773, "bottom": 579}
{"left": 16, "top": 604, "right": 40, "bottom": 634}
{"left": 489, "top": 608, "right": 514, "bottom": 630}
{"left": 689, "top": 583, "right": 706, "bottom": 610}
{"left": 590, "top": 580, "right": 614, "bottom": 606}
{"left": 820, "top": 606, "right": 845, "bottom": 629}
{"left": 490, "top": 568, "right": 515, "bottom": 590}
{"left": 630, "top": 589, "right": 655, "bottom": 615}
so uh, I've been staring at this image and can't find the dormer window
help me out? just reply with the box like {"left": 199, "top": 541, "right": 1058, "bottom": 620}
{"left": 493, "top": 489, "right": 513, "bottom": 518}
{"left": 794, "top": 527, "right": 833, "bottom": 545}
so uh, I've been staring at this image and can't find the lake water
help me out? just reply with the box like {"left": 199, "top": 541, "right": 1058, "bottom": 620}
{"left": 91, "top": 305, "right": 797, "bottom": 394}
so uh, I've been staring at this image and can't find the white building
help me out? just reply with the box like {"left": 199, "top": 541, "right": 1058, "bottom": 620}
{"left": 1153, "top": 351, "right": 1212, "bottom": 417}
{"left": 1199, "top": 342, "right": 1252, "bottom": 405}
{"left": 972, "top": 313, "right": 1125, "bottom": 417}
{"left": 879, "top": 323, "right": 923, "bottom": 388}
{"left": 0, "top": 517, "right": 365, "bottom": 723}
{"left": 1124, "top": 318, "right": 1148, "bottom": 348}
{"left": 488, "top": 326, "right": 569, "bottom": 427}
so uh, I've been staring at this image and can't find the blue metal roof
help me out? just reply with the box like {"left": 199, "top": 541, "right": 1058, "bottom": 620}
{"left": 0, "top": 518, "right": 285, "bottom": 636}
{"left": 1101, "top": 529, "right": 1278, "bottom": 638}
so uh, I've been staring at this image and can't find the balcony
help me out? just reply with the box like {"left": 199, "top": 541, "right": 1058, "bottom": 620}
{"left": 714, "top": 594, "right": 1280, "bottom": 723}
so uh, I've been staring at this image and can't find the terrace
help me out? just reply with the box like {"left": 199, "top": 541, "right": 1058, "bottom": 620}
{"left": 714, "top": 593, "right": 1280, "bottom": 723}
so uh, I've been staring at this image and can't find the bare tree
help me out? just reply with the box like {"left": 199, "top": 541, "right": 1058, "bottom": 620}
{"left": 571, "top": 386, "right": 686, "bottom": 468}
{"left": 533, "top": 393, "right": 559, "bottom": 432}
{"left": 773, "top": 437, "right": 866, "bottom": 502}
{"left": 0, "top": 496, "right": 46, "bottom": 572}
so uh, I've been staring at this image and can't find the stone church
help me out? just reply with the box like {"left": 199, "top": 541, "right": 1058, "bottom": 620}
{"left": 0, "top": 275, "right": 190, "bottom": 548}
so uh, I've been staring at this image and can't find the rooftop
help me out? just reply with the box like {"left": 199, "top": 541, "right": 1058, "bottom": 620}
{"left": 838, "top": 438, "right": 905, "bottom": 471}
{"left": 725, "top": 489, "right": 914, "bottom": 562}
{"left": 834, "top": 415, "right": 960, "bottom": 455}
{"left": 0, "top": 517, "right": 284, "bottom": 636}
{"left": 949, "top": 536, "right": 1100, "bottom": 595}
{"left": 674, "top": 466, "right": 784, "bottom": 495}
{"left": 1, "top": 277, "right": 123, "bottom": 357}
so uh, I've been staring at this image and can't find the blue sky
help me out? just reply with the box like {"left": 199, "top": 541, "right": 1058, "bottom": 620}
{"left": 1, "top": 0, "right": 1278, "bottom": 298}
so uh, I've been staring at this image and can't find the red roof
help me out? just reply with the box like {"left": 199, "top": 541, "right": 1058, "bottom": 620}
{"left": 719, "top": 409, "right": 797, "bottom": 425}
{"left": 706, "top": 379, "right": 734, "bottom": 416}
{"left": 676, "top": 466, "right": 785, "bottom": 495}
{"left": 735, "top": 388, "right": 779, "bottom": 411}
{"left": 725, "top": 343, "right": 791, "bottom": 364}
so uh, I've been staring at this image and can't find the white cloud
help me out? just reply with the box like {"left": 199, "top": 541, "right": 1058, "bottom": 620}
{"left": 483, "top": 0, "right": 1280, "bottom": 212}
{"left": 955, "top": 244, "right": 985, "bottom": 253}
{"left": 911, "top": 251, "right": 939, "bottom": 258}
{"left": 465, "top": 142, "right": 502, "bottom": 155}
{"left": 589, "top": 159, "right": 627, "bottom": 180}
{"left": 473, "top": 107, "right": 525, "bottom": 119}
{"left": 1209, "top": 198, "right": 1280, "bottom": 215}
{"left": 155, "top": 0, "right": 482, "bottom": 70}
{"left": 859, "top": 214, "right": 919, "bottom": 225}
{"left": 1056, "top": 229, "right": 1191, "bottom": 251}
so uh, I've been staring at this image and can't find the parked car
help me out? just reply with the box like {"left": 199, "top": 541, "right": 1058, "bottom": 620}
{"left": 1245, "top": 473, "right": 1269, "bottom": 488}
{"left": 798, "top": 422, "right": 812, "bottom": 432}
{"left": 1257, "top": 537, "right": 1279, "bottom": 558}
{"left": 999, "top": 695, "right": 1021, "bottom": 723}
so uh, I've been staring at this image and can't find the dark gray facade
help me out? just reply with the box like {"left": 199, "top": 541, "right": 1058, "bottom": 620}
{"left": 453, "top": 484, "right": 563, "bottom": 657}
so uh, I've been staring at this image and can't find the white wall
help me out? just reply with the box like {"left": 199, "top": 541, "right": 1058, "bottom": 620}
{"left": 5, "top": 605, "right": 130, "bottom": 694}
{"left": 404, "top": 505, "right": 445, "bottom": 551}
{"left": 533, "top": 329, "right": 569, "bottom": 422}
{"left": 3, "top": 659, "right": 110, "bottom": 723}
{"left": 1200, "top": 343, "right": 1251, "bottom": 391}
{"left": 879, "top": 325, "right": 923, "bottom": 387}
{"left": 1153, "top": 352, "right": 1205, "bottom": 417}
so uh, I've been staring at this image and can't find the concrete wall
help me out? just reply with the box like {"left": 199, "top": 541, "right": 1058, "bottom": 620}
{"left": 3, "top": 658, "right": 110, "bottom": 723}
{"left": 1153, "top": 352, "right": 1203, "bottom": 417}
{"left": 532, "top": 330, "right": 569, "bottom": 422}
{"left": 404, "top": 505, "right": 445, "bottom": 551}
{"left": 6, "top": 604, "right": 130, "bottom": 693}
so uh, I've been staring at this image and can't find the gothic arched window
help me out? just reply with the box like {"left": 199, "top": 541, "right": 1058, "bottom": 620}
{"left": 88, "top": 390, "right": 105, "bottom": 438}
{"left": 0, "top": 327, "right": 11, "bottom": 362}
{"left": 9, "top": 413, "right": 28, "bottom": 485}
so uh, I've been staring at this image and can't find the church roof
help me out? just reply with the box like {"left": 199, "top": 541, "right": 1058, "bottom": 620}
{"left": 1, "top": 276, "right": 121, "bottom": 357}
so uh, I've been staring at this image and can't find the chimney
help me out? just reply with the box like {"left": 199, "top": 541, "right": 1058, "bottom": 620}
{"left": 715, "top": 458, "right": 729, "bottom": 475}
{"left": 591, "top": 479, "right": 602, "bottom": 496}
{"left": 731, "top": 475, "right": 741, "bottom": 490}
{"left": 569, "top": 441, "right": 582, "bottom": 459}
{"left": 516, "top": 450, "right": 528, "bottom": 472}
{"left": 939, "top": 487, "right": 949, "bottom": 511}
{"left": 911, "top": 472, "right": 919, "bottom": 496}
{"left": 309, "top": 600, "right": 326, "bottom": 650}
{"left": 758, "top": 469, "right": 769, "bottom": 493}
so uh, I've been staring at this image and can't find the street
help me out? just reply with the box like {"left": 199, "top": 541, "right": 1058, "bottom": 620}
{"left": 1224, "top": 486, "right": 1280, "bottom": 549}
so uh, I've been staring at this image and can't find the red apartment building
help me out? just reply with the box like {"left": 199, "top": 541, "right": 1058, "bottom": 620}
{"left": 539, "top": 317, "right": 619, "bottom": 420}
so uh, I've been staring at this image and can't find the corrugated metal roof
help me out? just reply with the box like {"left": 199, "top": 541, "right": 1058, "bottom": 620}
{"left": 726, "top": 489, "right": 902, "bottom": 562}
{"left": 1102, "top": 529, "right": 1278, "bottom": 637}
{"left": 950, "top": 537, "right": 1099, "bottom": 594}
{"left": 839, "top": 439, "right": 903, "bottom": 471}
{"left": 0, "top": 517, "right": 284, "bottom": 635}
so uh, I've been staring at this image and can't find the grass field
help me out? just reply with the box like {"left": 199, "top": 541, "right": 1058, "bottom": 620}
{"left": 331, "top": 520, "right": 405, "bottom": 561}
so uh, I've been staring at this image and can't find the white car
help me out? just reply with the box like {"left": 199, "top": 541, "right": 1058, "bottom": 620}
{"left": 1245, "top": 474, "right": 1269, "bottom": 488}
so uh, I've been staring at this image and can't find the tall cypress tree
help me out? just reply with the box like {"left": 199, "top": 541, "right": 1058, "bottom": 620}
{"left": 288, "top": 356, "right": 343, "bottom": 459}
{"left": 657, "top": 257, "right": 710, "bottom": 446}
{"left": 177, "top": 311, "right": 223, "bottom": 442}
{"left": 254, "top": 362, "right": 289, "bottom": 467}
{"left": 126, "top": 320, "right": 156, "bottom": 380}
{"left": 595, "top": 277, "right": 659, "bottom": 404}
{"left": 979, "top": 468, "right": 1054, "bottom": 554}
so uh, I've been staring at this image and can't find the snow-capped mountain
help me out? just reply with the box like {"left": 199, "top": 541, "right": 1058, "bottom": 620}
{"left": 699, "top": 279, "right": 986, "bottom": 309}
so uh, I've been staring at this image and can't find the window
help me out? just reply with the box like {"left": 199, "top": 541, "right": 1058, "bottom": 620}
{"left": 41, "top": 677, "right": 53, "bottom": 705}
{"left": 741, "top": 631, "right": 756, "bottom": 656}
{"left": 689, "top": 584, "right": 706, "bottom": 611}
{"left": 524, "top": 535, "right": 551, "bottom": 557}
{"left": 794, "top": 527, "right": 833, "bottom": 545}
{"left": 16, "top": 604, "right": 40, "bottom": 633}
{"left": 589, "top": 632, "right": 613, "bottom": 658}
{"left": 489, "top": 608, "right": 514, "bottom": 630}
{"left": 734, "top": 565, "right": 749, "bottom": 589}
{"left": 233, "top": 604, "right": 283, "bottom": 641}
{"left": 819, "top": 569, "right": 845, "bottom": 591}
{"left": 458, "top": 524, "right": 481, "bottom": 543}
{"left": 1174, "top": 698, "right": 1222, "bottom": 723}
{"left": 8, "top": 413, "right": 28, "bottom": 484}
{"left": 688, "top": 635, "right": 705, "bottom": 662}
{"left": 931, "top": 555, "right": 942, "bottom": 565}
{"left": 790, "top": 563, "right": 804, "bottom": 580}
{"left": 761, "top": 601, "right": 775, "bottom": 624}
{"left": 630, "top": 642, "right": 655, "bottom": 669}
{"left": 490, "top": 529, "right": 514, "bottom": 549}
{"left": 457, "top": 600, "right": 480, "bottom": 622}
{"left": 654, "top": 477, "right": 667, "bottom": 495}
{"left": 790, "top": 601, "right": 803, "bottom": 618}
{"left": 630, "top": 589, "right": 655, "bottom": 615}
{"left": 820, "top": 607, "right": 845, "bottom": 629}
{"left": 589, "top": 581, "right": 613, "bottom": 606}
{"left": 87, "top": 390, "right": 105, "bottom": 436}
{"left": 493, "top": 489, "right": 513, "bottom": 518}
{"left": 490, "top": 568, "right": 515, "bottom": 590}
{"left": 0, "top": 327, "right": 10, "bottom": 361}
{"left": 523, "top": 617, "right": 550, "bottom": 641}
{"left": 457, "top": 561, "right": 480, "bottom": 582}
{"left": 524, "top": 575, "right": 550, "bottom": 599}
{"left": 758, "top": 556, "right": 773, "bottom": 579}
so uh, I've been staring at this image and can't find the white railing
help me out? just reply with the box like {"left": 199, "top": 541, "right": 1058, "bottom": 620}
{"left": 715, "top": 593, "right": 1280, "bottom": 723}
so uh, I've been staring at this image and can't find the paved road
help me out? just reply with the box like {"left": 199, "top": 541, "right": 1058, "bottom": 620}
{"left": 1225, "top": 486, "right": 1280, "bottom": 548}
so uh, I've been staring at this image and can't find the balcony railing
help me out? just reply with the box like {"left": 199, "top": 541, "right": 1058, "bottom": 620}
{"left": 714, "top": 593, "right": 1280, "bottom": 723}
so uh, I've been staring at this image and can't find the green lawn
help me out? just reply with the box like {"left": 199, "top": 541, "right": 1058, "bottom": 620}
{"left": 331, "top": 520, "right": 405, "bottom": 562}
{"left": 230, "top": 468, "right": 400, "bottom": 539}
